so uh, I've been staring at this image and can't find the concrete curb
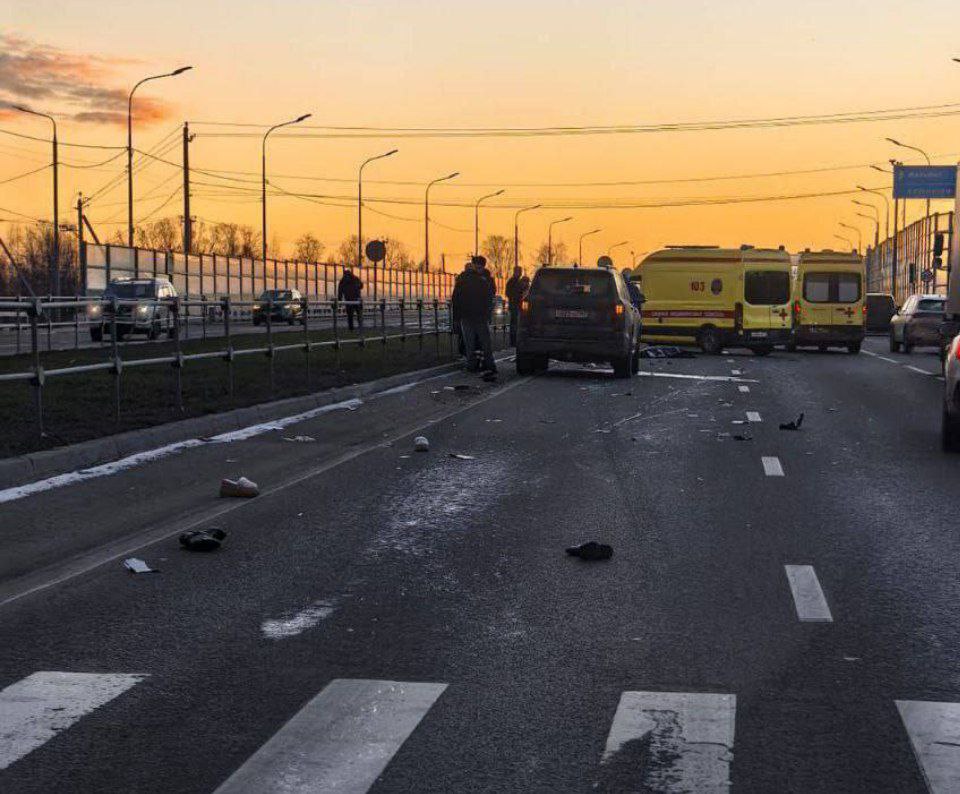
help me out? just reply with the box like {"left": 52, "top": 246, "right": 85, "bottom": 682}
{"left": 0, "top": 358, "right": 484, "bottom": 491}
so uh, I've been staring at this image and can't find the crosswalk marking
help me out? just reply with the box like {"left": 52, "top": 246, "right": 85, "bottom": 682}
{"left": 897, "top": 700, "right": 960, "bottom": 793}
{"left": 762, "top": 456, "right": 784, "bottom": 477}
{"left": 602, "top": 691, "right": 736, "bottom": 791}
{"left": 214, "top": 679, "right": 446, "bottom": 793}
{"left": 746, "top": 411, "right": 762, "bottom": 423}
{"left": 784, "top": 565, "right": 833, "bottom": 622}
{"left": 0, "top": 671, "right": 146, "bottom": 770}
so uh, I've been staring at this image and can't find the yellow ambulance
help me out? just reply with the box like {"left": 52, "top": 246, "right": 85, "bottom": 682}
{"left": 634, "top": 245, "right": 793, "bottom": 355}
{"left": 789, "top": 250, "right": 865, "bottom": 354}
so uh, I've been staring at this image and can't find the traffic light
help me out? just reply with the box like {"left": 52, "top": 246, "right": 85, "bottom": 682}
{"left": 934, "top": 233, "right": 945, "bottom": 256}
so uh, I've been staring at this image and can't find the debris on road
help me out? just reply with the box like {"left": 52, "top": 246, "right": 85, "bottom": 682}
{"left": 486, "top": 418, "right": 503, "bottom": 423}
{"left": 283, "top": 435, "right": 315, "bottom": 443}
{"left": 179, "top": 528, "right": 226, "bottom": 552}
{"left": 779, "top": 413, "right": 805, "bottom": 431}
{"left": 565, "top": 541, "right": 614, "bottom": 561}
{"left": 219, "top": 476, "right": 259, "bottom": 498}
{"left": 640, "top": 346, "right": 696, "bottom": 359}
{"left": 717, "top": 432, "right": 752, "bottom": 441}
{"left": 414, "top": 436, "right": 430, "bottom": 452}
{"left": 123, "top": 557, "right": 157, "bottom": 574}
{"left": 449, "top": 453, "right": 475, "bottom": 460}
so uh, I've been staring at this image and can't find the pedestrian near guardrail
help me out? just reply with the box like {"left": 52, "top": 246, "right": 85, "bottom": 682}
{"left": 337, "top": 268, "right": 363, "bottom": 330}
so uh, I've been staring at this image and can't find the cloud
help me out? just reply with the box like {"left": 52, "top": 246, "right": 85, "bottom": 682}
{"left": 0, "top": 33, "right": 176, "bottom": 126}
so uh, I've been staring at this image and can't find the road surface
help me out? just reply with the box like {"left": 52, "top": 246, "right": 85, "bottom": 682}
{"left": 0, "top": 335, "right": 956, "bottom": 793}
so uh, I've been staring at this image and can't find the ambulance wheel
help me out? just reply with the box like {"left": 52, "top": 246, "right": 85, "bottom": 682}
{"left": 698, "top": 327, "right": 722, "bottom": 355}
{"left": 752, "top": 345, "right": 773, "bottom": 356}
{"left": 847, "top": 342, "right": 861, "bottom": 354}
{"left": 516, "top": 353, "right": 536, "bottom": 376}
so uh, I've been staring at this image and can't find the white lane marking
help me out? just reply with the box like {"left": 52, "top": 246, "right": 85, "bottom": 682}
{"left": 762, "top": 456, "right": 784, "bottom": 477}
{"left": 602, "top": 691, "right": 736, "bottom": 791}
{"left": 784, "top": 565, "right": 833, "bottom": 622}
{"left": 861, "top": 349, "right": 878, "bottom": 357}
{"left": 906, "top": 365, "right": 936, "bottom": 376}
{"left": 937, "top": 376, "right": 946, "bottom": 382}
{"left": 878, "top": 356, "right": 897, "bottom": 363}
{"left": 214, "top": 679, "right": 446, "bottom": 794}
{"left": 731, "top": 369, "right": 742, "bottom": 375}
{"left": 0, "top": 671, "right": 146, "bottom": 770}
{"left": 261, "top": 600, "right": 336, "bottom": 640}
{"left": 897, "top": 700, "right": 960, "bottom": 794}
{"left": 738, "top": 385, "right": 750, "bottom": 393}
{"left": 746, "top": 411, "right": 762, "bottom": 423}
{"left": 0, "top": 398, "right": 363, "bottom": 506}
{"left": 637, "top": 371, "right": 758, "bottom": 383}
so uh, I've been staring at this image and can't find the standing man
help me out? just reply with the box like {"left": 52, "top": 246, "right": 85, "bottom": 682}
{"left": 337, "top": 267, "right": 363, "bottom": 331}
{"left": 505, "top": 265, "right": 529, "bottom": 346}
{"left": 451, "top": 256, "right": 497, "bottom": 379}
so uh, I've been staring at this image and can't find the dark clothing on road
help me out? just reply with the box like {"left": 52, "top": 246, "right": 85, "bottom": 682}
{"left": 452, "top": 268, "right": 497, "bottom": 372}
{"left": 460, "top": 319, "right": 495, "bottom": 372}
{"left": 626, "top": 280, "right": 643, "bottom": 310}
{"left": 337, "top": 272, "right": 364, "bottom": 330}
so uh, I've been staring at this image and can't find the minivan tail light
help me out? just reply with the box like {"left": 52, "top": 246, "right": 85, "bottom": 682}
{"left": 520, "top": 299, "right": 530, "bottom": 313}
{"left": 955, "top": 340, "right": 960, "bottom": 362}
{"left": 614, "top": 304, "right": 624, "bottom": 316}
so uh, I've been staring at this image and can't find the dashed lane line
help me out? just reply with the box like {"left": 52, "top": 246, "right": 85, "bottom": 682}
{"left": 637, "top": 372, "right": 758, "bottom": 383}
{"left": 878, "top": 356, "right": 897, "bottom": 363}
{"left": 762, "top": 456, "right": 784, "bottom": 477}
{"left": 738, "top": 385, "right": 751, "bottom": 393}
{"left": 897, "top": 699, "right": 960, "bottom": 793}
{"left": 784, "top": 564, "right": 833, "bottom": 622}
{"left": 861, "top": 350, "right": 878, "bottom": 357}
{"left": 746, "top": 411, "right": 762, "bottom": 423}
{"left": 905, "top": 365, "right": 937, "bottom": 376}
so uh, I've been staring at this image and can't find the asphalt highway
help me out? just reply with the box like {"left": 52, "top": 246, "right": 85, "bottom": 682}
{"left": 0, "top": 335, "right": 957, "bottom": 793}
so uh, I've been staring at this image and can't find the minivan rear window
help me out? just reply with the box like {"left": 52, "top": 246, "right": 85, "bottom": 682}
{"left": 530, "top": 271, "right": 613, "bottom": 298}
{"left": 745, "top": 270, "right": 790, "bottom": 305}
{"left": 917, "top": 298, "right": 945, "bottom": 313}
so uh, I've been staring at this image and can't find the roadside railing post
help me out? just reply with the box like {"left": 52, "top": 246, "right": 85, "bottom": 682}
{"left": 16, "top": 296, "right": 22, "bottom": 355}
{"left": 380, "top": 298, "right": 387, "bottom": 357}
{"left": 172, "top": 296, "right": 184, "bottom": 412}
{"left": 266, "top": 296, "right": 275, "bottom": 392}
{"left": 223, "top": 296, "right": 234, "bottom": 400}
{"left": 74, "top": 296, "right": 80, "bottom": 349}
{"left": 110, "top": 296, "right": 121, "bottom": 425}
{"left": 358, "top": 299, "right": 365, "bottom": 348}
{"left": 46, "top": 296, "right": 52, "bottom": 351}
{"left": 433, "top": 299, "right": 440, "bottom": 359}
{"left": 399, "top": 298, "right": 406, "bottom": 347}
{"left": 29, "top": 300, "right": 44, "bottom": 437}
{"left": 417, "top": 299, "right": 424, "bottom": 351}
{"left": 201, "top": 295, "right": 208, "bottom": 341}
{"left": 333, "top": 298, "right": 341, "bottom": 371}
{"left": 302, "top": 296, "right": 311, "bottom": 388}
{"left": 184, "top": 293, "right": 191, "bottom": 340}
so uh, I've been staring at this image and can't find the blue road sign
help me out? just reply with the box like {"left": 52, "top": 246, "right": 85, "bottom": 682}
{"left": 893, "top": 165, "right": 958, "bottom": 199}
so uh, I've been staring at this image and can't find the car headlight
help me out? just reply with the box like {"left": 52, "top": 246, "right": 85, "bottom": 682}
{"left": 137, "top": 304, "right": 150, "bottom": 317}
{"left": 88, "top": 303, "right": 101, "bottom": 318}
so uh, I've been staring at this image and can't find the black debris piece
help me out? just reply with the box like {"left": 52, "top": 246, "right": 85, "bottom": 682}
{"left": 779, "top": 412, "right": 805, "bottom": 431}
{"left": 179, "top": 528, "right": 227, "bottom": 552}
{"left": 565, "top": 541, "right": 614, "bottom": 561}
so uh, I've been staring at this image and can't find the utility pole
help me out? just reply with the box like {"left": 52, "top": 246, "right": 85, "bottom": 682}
{"left": 892, "top": 194, "right": 900, "bottom": 299}
{"left": 182, "top": 122, "right": 192, "bottom": 255}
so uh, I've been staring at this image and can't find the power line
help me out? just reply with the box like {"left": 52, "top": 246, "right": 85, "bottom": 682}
{"left": 0, "top": 127, "right": 126, "bottom": 150}
{"left": 0, "top": 164, "right": 49, "bottom": 186}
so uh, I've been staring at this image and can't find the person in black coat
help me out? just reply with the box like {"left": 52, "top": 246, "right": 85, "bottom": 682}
{"left": 504, "top": 266, "right": 530, "bottom": 346}
{"left": 451, "top": 257, "right": 496, "bottom": 376}
{"left": 337, "top": 268, "right": 363, "bottom": 330}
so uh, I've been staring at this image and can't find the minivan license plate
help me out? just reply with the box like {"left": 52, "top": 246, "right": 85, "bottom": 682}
{"left": 555, "top": 309, "right": 588, "bottom": 319}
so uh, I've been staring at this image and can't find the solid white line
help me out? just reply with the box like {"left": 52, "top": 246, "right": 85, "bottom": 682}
{"left": 906, "top": 365, "right": 936, "bottom": 376}
{"left": 896, "top": 700, "right": 960, "bottom": 794}
{"left": 0, "top": 671, "right": 146, "bottom": 770}
{"left": 637, "top": 371, "right": 758, "bottom": 383}
{"left": 738, "top": 385, "right": 750, "bottom": 393}
{"left": 784, "top": 565, "right": 833, "bottom": 622}
{"left": 762, "top": 456, "right": 784, "bottom": 477}
{"left": 878, "top": 356, "right": 897, "bottom": 363}
{"left": 746, "top": 411, "right": 762, "bottom": 423}
{"left": 602, "top": 691, "right": 736, "bottom": 790}
{"left": 214, "top": 679, "right": 446, "bottom": 794}
{"left": 861, "top": 349, "right": 878, "bottom": 357}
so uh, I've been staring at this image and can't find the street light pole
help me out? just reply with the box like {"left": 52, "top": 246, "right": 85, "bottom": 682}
{"left": 547, "top": 216, "right": 573, "bottom": 266}
{"left": 424, "top": 172, "right": 458, "bottom": 272}
{"left": 858, "top": 181, "right": 891, "bottom": 239}
{"left": 473, "top": 189, "right": 504, "bottom": 257}
{"left": 578, "top": 228, "right": 602, "bottom": 268}
{"left": 886, "top": 137, "right": 932, "bottom": 224}
{"left": 513, "top": 204, "right": 541, "bottom": 272}
{"left": 14, "top": 106, "right": 58, "bottom": 293}
{"left": 834, "top": 233, "right": 855, "bottom": 253}
{"left": 358, "top": 149, "right": 399, "bottom": 269}
{"left": 852, "top": 201, "right": 880, "bottom": 250}
{"left": 127, "top": 66, "right": 192, "bottom": 247}
{"left": 839, "top": 222, "right": 862, "bottom": 254}
{"left": 608, "top": 240, "right": 629, "bottom": 258}
{"left": 262, "top": 113, "right": 312, "bottom": 263}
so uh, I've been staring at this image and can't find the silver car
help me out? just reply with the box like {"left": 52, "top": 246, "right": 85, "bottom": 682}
{"left": 943, "top": 332, "right": 960, "bottom": 451}
{"left": 889, "top": 294, "right": 945, "bottom": 353}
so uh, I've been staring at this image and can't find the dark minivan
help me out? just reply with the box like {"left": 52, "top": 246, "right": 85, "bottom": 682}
{"left": 516, "top": 267, "right": 641, "bottom": 378}
{"left": 865, "top": 293, "right": 896, "bottom": 334}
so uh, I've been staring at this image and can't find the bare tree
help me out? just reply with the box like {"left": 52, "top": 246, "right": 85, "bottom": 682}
{"left": 1, "top": 224, "right": 80, "bottom": 295}
{"left": 293, "top": 233, "right": 325, "bottom": 263}
{"left": 533, "top": 240, "right": 569, "bottom": 267}
{"left": 480, "top": 234, "right": 515, "bottom": 278}
{"left": 135, "top": 217, "right": 180, "bottom": 251}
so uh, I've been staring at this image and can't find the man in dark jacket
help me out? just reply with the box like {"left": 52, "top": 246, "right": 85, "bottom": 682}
{"left": 337, "top": 268, "right": 363, "bottom": 330}
{"left": 451, "top": 257, "right": 496, "bottom": 377}
{"left": 504, "top": 266, "right": 529, "bottom": 346}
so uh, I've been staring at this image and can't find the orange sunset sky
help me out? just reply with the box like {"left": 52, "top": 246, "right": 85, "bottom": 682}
{"left": 2, "top": 0, "right": 959, "bottom": 269}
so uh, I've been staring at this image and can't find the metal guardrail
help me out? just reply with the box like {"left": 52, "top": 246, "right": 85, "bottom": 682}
{"left": 0, "top": 295, "right": 510, "bottom": 438}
